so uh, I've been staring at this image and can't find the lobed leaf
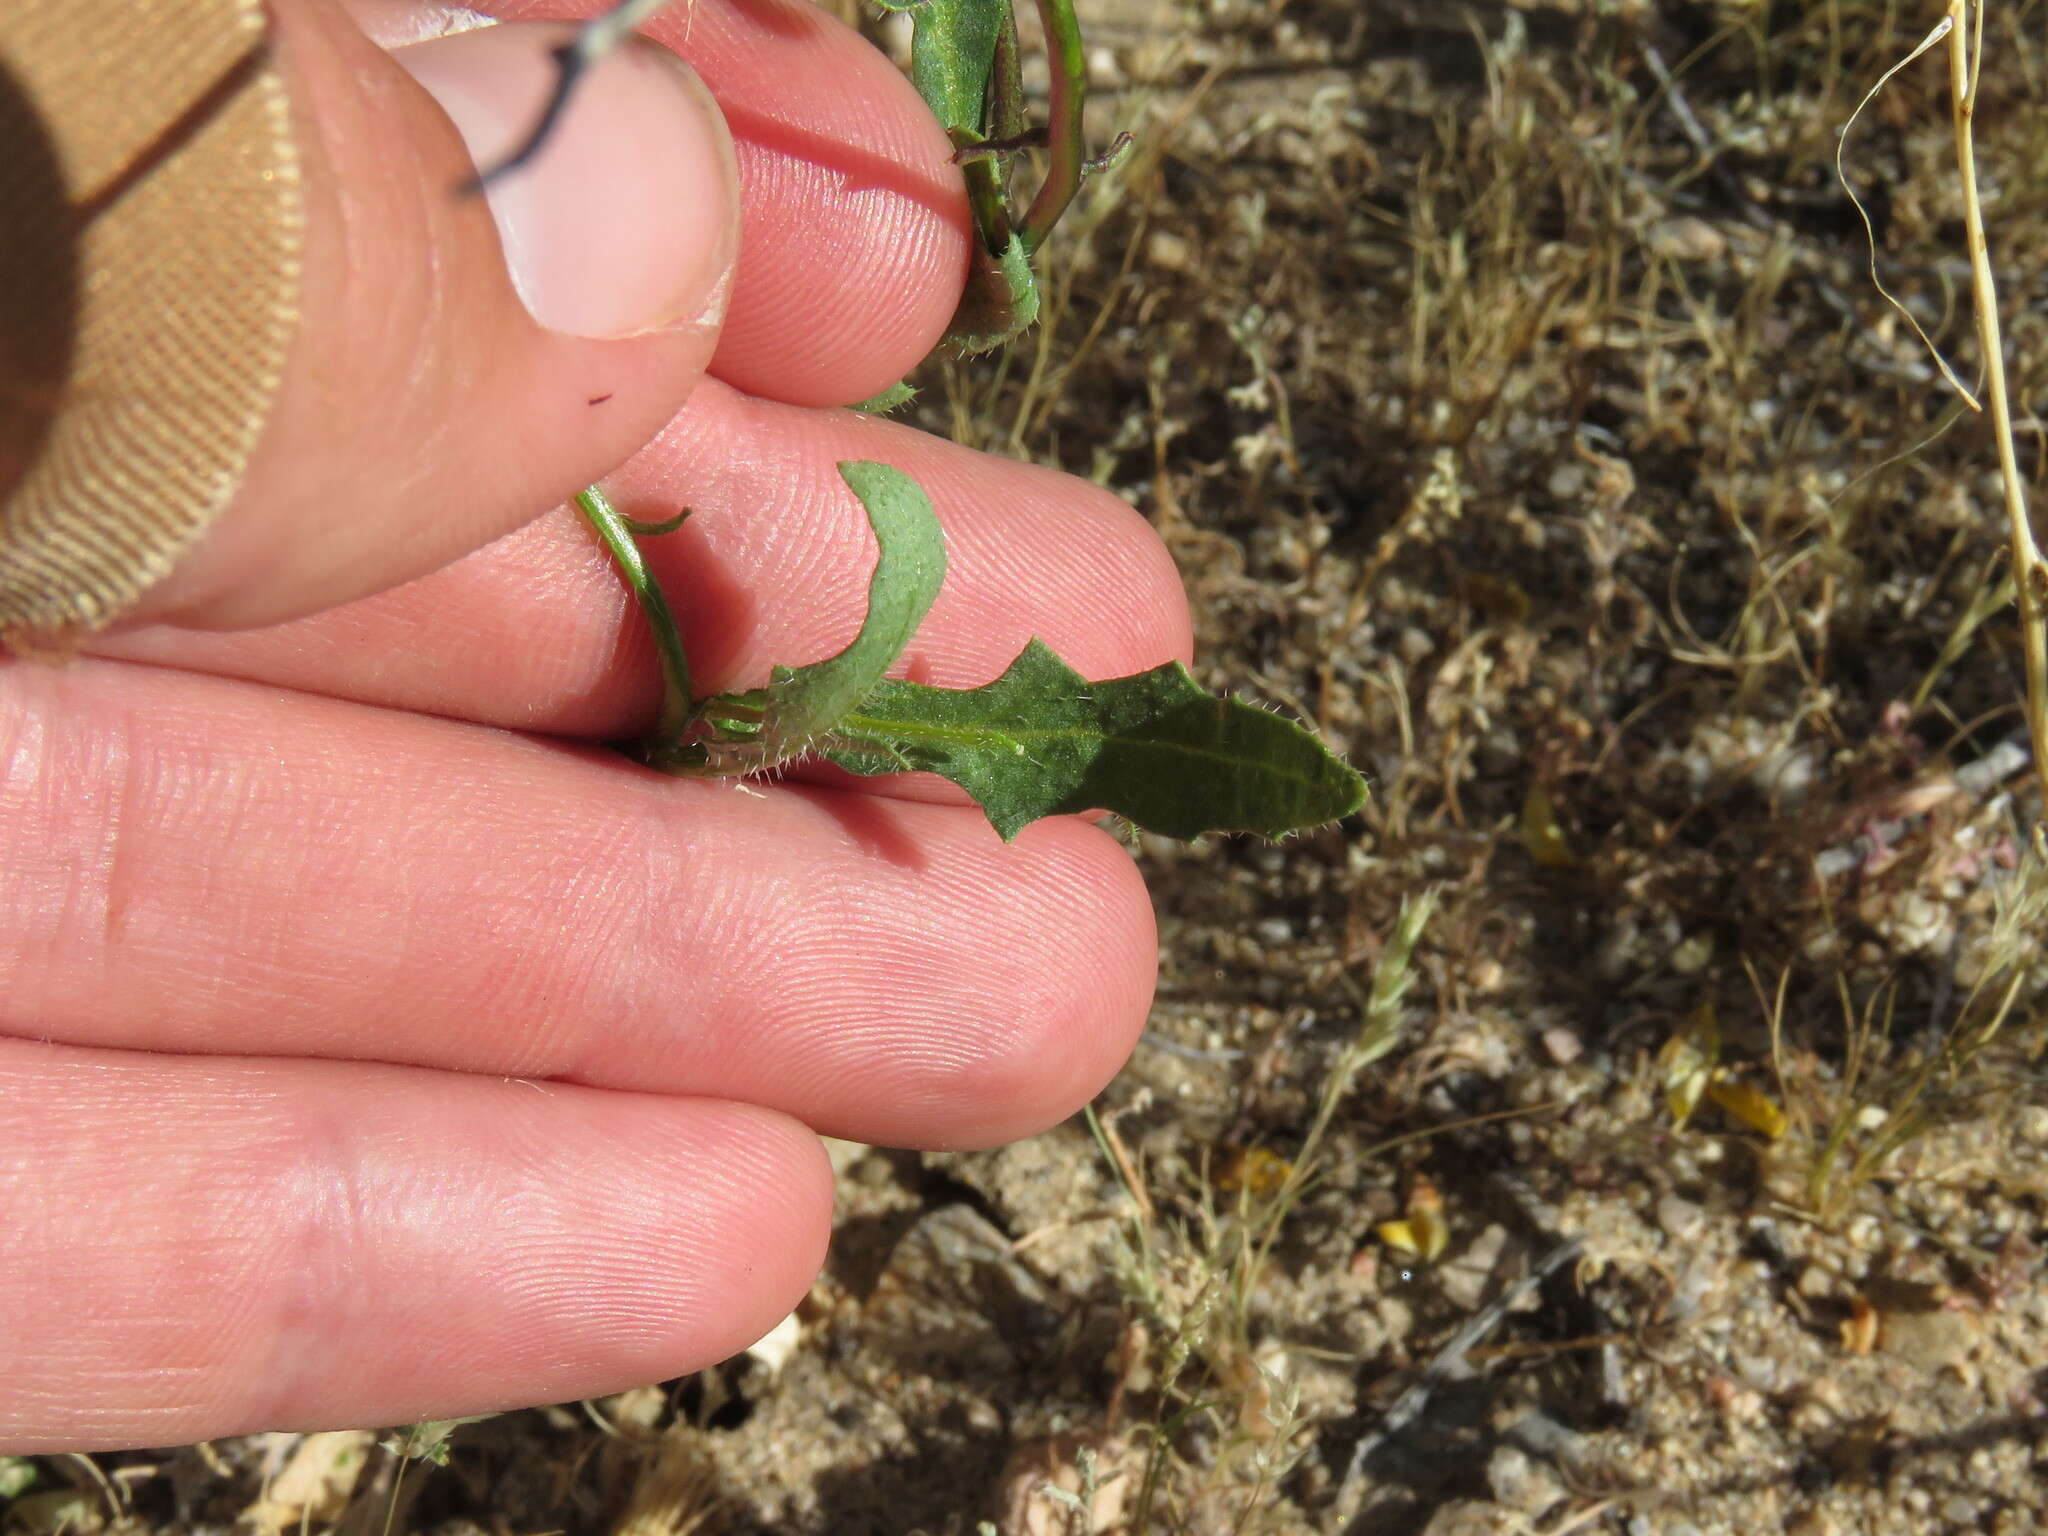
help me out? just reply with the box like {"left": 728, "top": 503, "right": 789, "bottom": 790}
{"left": 900, "top": 0, "right": 1008, "bottom": 141}
{"left": 689, "top": 461, "right": 946, "bottom": 772}
{"left": 669, "top": 460, "right": 1363, "bottom": 844}
{"left": 817, "top": 641, "right": 1368, "bottom": 841}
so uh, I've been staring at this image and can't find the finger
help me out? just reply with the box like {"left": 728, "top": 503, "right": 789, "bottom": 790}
{"left": 469, "top": 0, "right": 975, "bottom": 406}
{"left": 135, "top": 0, "right": 741, "bottom": 631}
{"left": 1, "top": 657, "right": 1159, "bottom": 1150}
{"left": 0, "top": 1039, "right": 831, "bottom": 1451}
{"left": 96, "top": 386, "right": 1195, "bottom": 752}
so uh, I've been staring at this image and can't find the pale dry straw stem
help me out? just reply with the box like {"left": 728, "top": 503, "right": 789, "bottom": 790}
{"left": 1945, "top": 0, "right": 2048, "bottom": 841}
{"left": 1839, "top": 4, "right": 2048, "bottom": 841}
{"left": 1836, "top": 11, "right": 1977, "bottom": 406}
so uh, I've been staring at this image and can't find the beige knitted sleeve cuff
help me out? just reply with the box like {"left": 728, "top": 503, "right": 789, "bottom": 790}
{"left": 0, "top": 0, "right": 303, "bottom": 652}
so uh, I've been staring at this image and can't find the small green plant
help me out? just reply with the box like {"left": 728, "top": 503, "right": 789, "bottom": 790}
{"left": 1077, "top": 892, "right": 1440, "bottom": 1530}
{"left": 487, "top": 0, "right": 1364, "bottom": 842}
{"left": 581, "top": 467, "right": 1362, "bottom": 839}
{"left": 1791, "top": 866, "right": 2047, "bottom": 1221}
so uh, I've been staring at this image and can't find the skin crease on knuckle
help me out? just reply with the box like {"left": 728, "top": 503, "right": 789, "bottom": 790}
{"left": 0, "top": 1040, "right": 836, "bottom": 1447}
{"left": 680, "top": 810, "right": 1157, "bottom": 1149}
{"left": 0, "top": 658, "right": 1156, "bottom": 1150}
{"left": 85, "top": 388, "right": 1194, "bottom": 749}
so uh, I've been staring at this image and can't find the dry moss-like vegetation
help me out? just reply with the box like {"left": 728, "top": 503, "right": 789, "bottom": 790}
{"left": 9, "top": 2, "right": 2047, "bottom": 1534}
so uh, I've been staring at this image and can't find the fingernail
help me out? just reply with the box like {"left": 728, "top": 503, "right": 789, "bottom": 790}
{"left": 397, "top": 25, "right": 736, "bottom": 338}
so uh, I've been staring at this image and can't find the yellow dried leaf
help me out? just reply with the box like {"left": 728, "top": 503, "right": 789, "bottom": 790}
{"left": 1213, "top": 1144, "right": 1293, "bottom": 1197}
{"left": 1377, "top": 1220, "right": 1422, "bottom": 1255}
{"left": 1706, "top": 1075, "right": 1788, "bottom": 1139}
{"left": 1520, "top": 782, "right": 1575, "bottom": 868}
{"left": 1380, "top": 1177, "right": 1449, "bottom": 1261}
{"left": 1407, "top": 1176, "right": 1449, "bottom": 1260}
{"left": 1841, "top": 1294, "right": 1879, "bottom": 1355}
{"left": 1659, "top": 1004, "right": 1720, "bottom": 1128}
{"left": 1412, "top": 1209, "right": 1449, "bottom": 1259}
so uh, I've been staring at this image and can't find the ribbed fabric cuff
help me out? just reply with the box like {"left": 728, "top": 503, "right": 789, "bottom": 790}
{"left": 0, "top": 0, "right": 303, "bottom": 651}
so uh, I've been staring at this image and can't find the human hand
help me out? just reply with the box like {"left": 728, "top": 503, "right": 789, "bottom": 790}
{"left": 0, "top": 0, "right": 1189, "bottom": 1451}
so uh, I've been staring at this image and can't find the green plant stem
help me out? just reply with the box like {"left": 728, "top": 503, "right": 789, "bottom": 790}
{"left": 1017, "top": 0, "right": 1087, "bottom": 252}
{"left": 573, "top": 485, "right": 694, "bottom": 751}
{"left": 1238, "top": 889, "right": 1438, "bottom": 1320}
{"left": 963, "top": 157, "right": 1015, "bottom": 255}
{"left": 963, "top": 5, "right": 1024, "bottom": 252}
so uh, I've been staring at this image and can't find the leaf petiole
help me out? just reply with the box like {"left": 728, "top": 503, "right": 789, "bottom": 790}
{"left": 1017, "top": 0, "right": 1088, "bottom": 253}
{"left": 573, "top": 485, "right": 695, "bottom": 753}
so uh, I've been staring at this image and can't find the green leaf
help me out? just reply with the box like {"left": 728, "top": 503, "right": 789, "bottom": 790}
{"left": 850, "top": 380, "right": 919, "bottom": 414}
{"left": 637, "top": 458, "right": 1359, "bottom": 845}
{"left": 380, "top": 1416, "right": 492, "bottom": 1465}
{"left": 944, "top": 231, "right": 1041, "bottom": 356}
{"left": 816, "top": 640, "right": 1367, "bottom": 841}
{"left": 901, "top": 0, "right": 1007, "bottom": 140}
{"left": 689, "top": 461, "right": 947, "bottom": 771}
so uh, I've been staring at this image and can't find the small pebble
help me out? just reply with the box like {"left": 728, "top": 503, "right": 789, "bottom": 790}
{"left": 1486, "top": 1445, "right": 1563, "bottom": 1516}
{"left": 1671, "top": 933, "right": 1714, "bottom": 973}
{"left": 1656, "top": 1194, "right": 1704, "bottom": 1243}
{"left": 1882, "top": 1306, "right": 1979, "bottom": 1370}
{"left": 1547, "top": 462, "right": 1587, "bottom": 499}
{"left": 1420, "top": 1503, "right": 1505, "bottom": 1536}
{"left": 1796, "top": 1263, "right": 1834, "bottom": 1300}
{"left": 1735, "top": 1352, "right": 1779, "bottom": 1392}
{"left": 1503, "top": 1410, "right": 1585, "bottom": 1465}
{"left": 1146, "top": 230, "right": 1192, "bottom": 272}
{"left": 1648, "top": 215, "right": 1728, "bottom": 261}
{"left": 745, "top": 1310, "right": 802, "bottom": 1374}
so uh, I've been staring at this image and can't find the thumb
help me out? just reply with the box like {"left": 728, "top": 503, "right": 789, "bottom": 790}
{"left": 3, "top": 0, "right": 737, "bottom": 638}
